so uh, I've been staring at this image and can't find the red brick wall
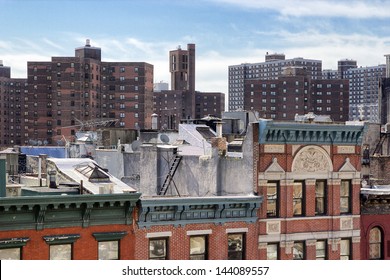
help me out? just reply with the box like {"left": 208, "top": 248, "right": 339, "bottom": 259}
{"left": 361, "top": 214, "right": 390, "bottom": 260}
{"left": 134, "top": 222, "right": 259, "bottom": 260}
{"left": 0, "top": 224, "right": 136, "bottom": 260}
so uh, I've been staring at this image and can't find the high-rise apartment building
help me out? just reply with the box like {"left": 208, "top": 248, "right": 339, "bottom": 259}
{"left": 345, "top": 65, "right": 386, "bottom": 122}
{"left": 0, "top": 61, "right": 28, "bottom": 146}
{"left": 1, "top": 40, "right": 154, "bottom": 146}
{"left": 244, "top": 67, "right": 349, "bottom": 121}
{"left": 228, "top": 53, "right": 322, "bottom": 111}
{"left": 323, "top": 58, "right": 386, "bottom": 123}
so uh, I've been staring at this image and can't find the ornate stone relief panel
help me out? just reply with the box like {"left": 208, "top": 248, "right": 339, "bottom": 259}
{"left": 292, "top": 146, "right": 333, "bottom": 173}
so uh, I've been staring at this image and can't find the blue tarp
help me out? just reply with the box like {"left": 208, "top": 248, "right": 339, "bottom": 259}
{"left": 20, "top": 147, "right": 68, "bottom": 158}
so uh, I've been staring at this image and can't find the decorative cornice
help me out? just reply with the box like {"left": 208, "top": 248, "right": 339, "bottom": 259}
{"left": 0, "top": 193, "right": 141, "bottom": 231}
{"left": 258, "top": 120, "right": 367, "bottom": 145}
{"left": 0, "top": 237, "right": 30, "bottom": 249}
{"left": 138, "top": 196, "right": 262, "bottom": 228}
{"left": 92, "top": 231, "right": 127, "bottom": 241}
{"left": 43, "top": 234, "right": 80, "bottom": 245}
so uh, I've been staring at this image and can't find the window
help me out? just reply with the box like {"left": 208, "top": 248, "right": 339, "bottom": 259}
{"left": 293, "top": 241, "right": 304, "bottom": 260}
{"left": 93, "top": 232, "right": 126, "bottom": 260}
{"left": 190, "top": 236, "right": 207, "bottom": 260}
{"left": 0, "top": 238, "right": 29, "bottom": 260}
{"left": 315, "top": 180, "right": 326, "bottom": 215}
{"left": 149, "top": 238, "right": 168, "bottom": 260}
{"left": 98, "top": 241, "right": 119, "bottom": 260}
{"left": 293, "top": 182, "right": 304, "bottom": 216}
{"left": 0, "top": 247, "right": 21, "bottom": 260}
{"left": 340, "top": 239, "right": 351, "bottom": 260}
{"left": 228, "top": 233, "right": 245, "bottom": 260}
{"left": 267, "top": 182, "right": 278, "bottom": 217}
{"left": 42, "top": 234, "right": 79, "bottom": 260}
{"left": 369, "top": 227, "right": 382, "bottom": 260}
{"left": 267, "top": 243, "right": 278, "bottom": 260}
{"left": 49, "top": 244, "right": 72, "bottom": 260}
{"left": 316, "top": 240, "right": 327, "bottom": 260}
{"left": 340, "top": 180, "right": 351, "bottom": 214}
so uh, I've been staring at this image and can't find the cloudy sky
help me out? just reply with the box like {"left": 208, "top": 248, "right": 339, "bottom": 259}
{"left": 1, "top": 0, "right": 390, "bottom": 95}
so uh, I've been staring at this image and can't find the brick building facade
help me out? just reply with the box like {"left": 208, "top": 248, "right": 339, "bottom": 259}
{"left": 244, "top": 67, "right": 349, "bottom": 121}
{"left": 1, "top": 41, "right": 154, "bottom": 147}
{"left": 255, "top": 119, "right": 366, "bottom": 259}
{"left": 0, "top": 194, "right": 261, "bottom": 260}
{"left": 360, "top": 186, "right": 390, "bottom": 260}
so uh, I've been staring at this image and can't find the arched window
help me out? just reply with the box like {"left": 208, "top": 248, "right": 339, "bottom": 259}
{"left": 369, "top": 227, "right": 382, "bottom": 260}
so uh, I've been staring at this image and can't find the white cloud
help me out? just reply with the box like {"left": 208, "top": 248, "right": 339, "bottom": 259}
{"left": 210, "top": 0, "right": 390, "bottom": 18}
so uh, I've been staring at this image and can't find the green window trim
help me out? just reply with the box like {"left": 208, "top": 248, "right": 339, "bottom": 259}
{"left": 43, "top": 234, "right": 80, "bottom": 245}
{"left": 92, "top": 231, "right": 127, "bottom": 241}
{"left": 0, "top": 238, "right": 30, "bottom": 249}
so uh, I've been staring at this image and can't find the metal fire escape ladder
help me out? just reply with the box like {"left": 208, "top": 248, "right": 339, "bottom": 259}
{"left": 158, "top": 155, "right": 182, "bottom": 196}
{"left": 373, "top": 133, "right": 387, "bottom": 155}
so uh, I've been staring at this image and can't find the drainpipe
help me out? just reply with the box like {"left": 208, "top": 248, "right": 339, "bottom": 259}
{"left": 0, "top": 155, "right": 6, "bottom": 197}
{"left": 38, "top": 157, "right": 42, "bottom": 187}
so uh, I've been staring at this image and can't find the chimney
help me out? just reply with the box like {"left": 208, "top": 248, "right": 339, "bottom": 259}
{"left": 86, "top": 39, "right": 91, "bottom": 47}
{"left": 151, "top": 113, "right": 158, "bottom": 130}
{"left": 0, "top": 60, "right": 3, "bottom": 66}
{"left": 216, "top": 122, "right": 223, "bottom": 138}
{"left": 0, "top": 155, "right": 6, "bottom": 197}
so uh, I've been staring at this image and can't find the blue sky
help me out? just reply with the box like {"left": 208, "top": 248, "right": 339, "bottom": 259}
{"left": 1, "top": 0, "right": 390, "bottom": 94}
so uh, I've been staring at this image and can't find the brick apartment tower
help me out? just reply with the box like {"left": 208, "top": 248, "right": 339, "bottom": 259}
{"left": 0, "top": 61, "right": 28, "bottom": 146}
{"left": 26, "top": 40, "right": 153, "bottom": 145}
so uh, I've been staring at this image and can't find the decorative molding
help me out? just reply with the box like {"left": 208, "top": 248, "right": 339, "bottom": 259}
{"left": 292, "top": 146, "right": 333, "bottom": 173}
{"left": 339, "top": 158, "right": 357, "bottom": 173}
{"left": 266, "top": 221, "right": 281, "bottom": 234}
{"left": 43, "top": 234, "right": 80, "bottom": 245}
{"left": 337, "top": 146, "right": 355, "bottom": 154}
{"left": 258, "top": 120, "right": 367, "bottom": 145}
{"left": 265, "top": 158, "right": 285, "bottom": 173}
{"left": 0, "top": 193, "right": 141, "bottom": 231}
{"left": 92, "top": 231, "right": 127, "bottom": 241}
{"left": 328, "top": 238, "right": 340, "bottom": 252}
{"left": 352, "top": 236, "right": 361, "bottom": 243}
{"left": 146, "top": 232, "right": 172, "bottom": 238}
{"left": 186, "top": 230, "right": 212, "bottom": 236}
{"left": 340, "top": 217, "right": 353, "bottom": 230}
{"left": 264, "top": 145, "right": 285, "bottom": 153}
{"left": 0, "top": 238, "right": 30, "bottom": 249}
{"left": 306, "top": 240, "right": 316, "bottom": 246}
{"left": 258, "top": 242, "right": 268, "bottom": 250}
{"left": 226, "top": 228, "right": 249, "bottom": 233}
{"left": 138, "top": 196, "right": 262, "bottom": 228}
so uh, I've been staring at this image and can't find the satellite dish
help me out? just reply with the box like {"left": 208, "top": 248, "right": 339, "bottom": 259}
{"left": 131, "top": 140, "right": 141, "bottom": 151}
{"left": 160, "top": 134, "right": 170, "bottom": 143}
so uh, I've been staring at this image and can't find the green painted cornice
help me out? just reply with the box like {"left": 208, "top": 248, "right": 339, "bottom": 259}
{"left": 92, "top": 231, "right": 127, "bottom": 241}
{"left": 258, "top": 119, "right": 367, "bottom": 145}
{"left": 0, "top": 193, "right": 141, "bottom": 231}
{"left": 0, "top": 237, "right": 30, "bottom": 249}
{"left": 138, "top": 196, "right": 262, "bottom": 228}
{"left": 43, "top": 234, "right": 80, "bottom": 244}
